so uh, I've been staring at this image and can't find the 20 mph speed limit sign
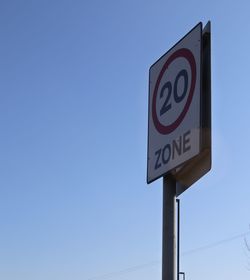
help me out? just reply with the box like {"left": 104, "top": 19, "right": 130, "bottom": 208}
{"left": 147, "top": 23, "right": 202, "bottom": 184}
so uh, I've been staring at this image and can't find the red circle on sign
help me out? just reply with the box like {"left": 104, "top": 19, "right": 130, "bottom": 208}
{"left": 152, "top": 48, "right": 196, "bottom": 135}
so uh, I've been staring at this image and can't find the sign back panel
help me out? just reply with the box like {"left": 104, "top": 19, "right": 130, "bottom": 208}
{"left": 175, "top": 21, "right": 211, "bottom": 195}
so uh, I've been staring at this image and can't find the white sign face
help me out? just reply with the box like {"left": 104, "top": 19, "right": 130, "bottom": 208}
{"left": 147, "top": 23, "right": 202, "bottom": 184}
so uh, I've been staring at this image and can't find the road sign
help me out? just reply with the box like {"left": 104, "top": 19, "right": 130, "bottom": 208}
{"left": 147, "top": 23, "right": 202, "bottom": 184}
{"left": 147, "top": 22, "right": 211, "bottom": 191}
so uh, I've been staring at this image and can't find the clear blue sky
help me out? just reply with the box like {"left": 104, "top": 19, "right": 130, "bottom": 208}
{"left": 1, "top": 1, "right": 250, "bottom": 280}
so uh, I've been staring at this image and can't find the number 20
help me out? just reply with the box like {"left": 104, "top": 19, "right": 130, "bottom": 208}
{"left": 160, "top": 69, "right": 188, "bottom": 116}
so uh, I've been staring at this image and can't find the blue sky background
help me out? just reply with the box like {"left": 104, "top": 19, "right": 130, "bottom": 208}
{"left": 1, "top": 1, "right": 250, "bottom": 279}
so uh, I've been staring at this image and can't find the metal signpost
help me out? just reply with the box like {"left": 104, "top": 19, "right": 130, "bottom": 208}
{"left": 147, "top": 22, "right": 211, "bottom": 280}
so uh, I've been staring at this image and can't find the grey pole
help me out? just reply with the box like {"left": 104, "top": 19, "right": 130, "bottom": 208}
{"left": 162, "top": 175, "right": 176, "bottom": 280}
{"left": 176, "top": 198, "right": 180, "bottom": 280}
